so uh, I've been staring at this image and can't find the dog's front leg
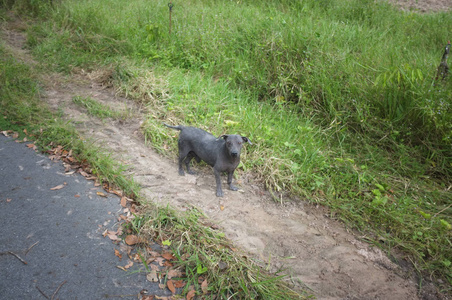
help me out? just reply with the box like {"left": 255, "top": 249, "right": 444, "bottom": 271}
{"left": 214, "top": 169, "right": 224, "bottom": 197}
{"left": 227, "top": 171, "right": 238, "bottom": 191}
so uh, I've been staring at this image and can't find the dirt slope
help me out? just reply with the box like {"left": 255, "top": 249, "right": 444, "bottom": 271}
{"left": 41, "top": 72, "right": 420, "bottom": 300}
{"left": 2, "top": 26, "right": 443, "bottom": 300}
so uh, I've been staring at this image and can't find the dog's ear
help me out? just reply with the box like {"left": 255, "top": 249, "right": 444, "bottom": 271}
{"left": 242, "top": 136, "right": 252, "bottom": 145}
{"left": 219, "top": 134, "right": 229, "bottom": 140}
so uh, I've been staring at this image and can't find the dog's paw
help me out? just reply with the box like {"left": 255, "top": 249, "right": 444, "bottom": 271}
{"left": 229, "top": 185, "right": 239, "bottom": 191}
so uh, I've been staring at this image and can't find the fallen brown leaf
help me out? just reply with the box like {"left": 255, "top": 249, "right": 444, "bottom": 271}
{"left": 120, "top": 196, "right": 127, "bottom": 207}
{"left": 186, "top": 289, "right": 195, "bottom": 300}
{"left": 96, "top": 191, "right": 107, "bottom": 197}
{"left": 125, "top": 235, "right": 139, "bottom": 245}
{"left": 111, "top": 189, "right": 123, "bottom": 197}
{"left": 50, "top": 184, "right": 65, "bottom": 190}
{"left": 163, "top": 260, "right": 173, "bottom": 267}
{"left": 116, "top": 266, "right": 127, "bottom": 271}
{"left": 167, "top": 279, "right": 176, "bottom": 294}
{"left": 173, "top": 280, "right": 186, "bottom": 288}
{"left": 114, "top": 249, "right": 122, "bottom": 260}
{"left": 201, "top": 279, "right": 208, "bottom": 294}
{"left": 106, "top": 231, "right": 121, "bottom": 241}
{"left": 148, "top": 250, "right": 160, "bottom": 257}
{"left": 134, "top": 253, "right": 142, "bottom": 262}
{"left": 146, "top": 270, "right": 159, "bottom": 282}
{"left": 161, "top": 252, "right": 175, "bottom": 261}
{"left": 150, "top": 264, "right": 160, "bottom": 271}
{"left": 124, "top": 260, "right": 133, "bottom": 269}
{"left": 155, "top": 257, "right": 165, "bottom": 266}
{"left": 116, "top": 226, "right": 123, "bottom": 236}
{"left": 167, "top": 269, "right": 182, "bottom": 279}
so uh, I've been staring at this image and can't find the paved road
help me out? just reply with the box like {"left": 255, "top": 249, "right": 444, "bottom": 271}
{"left": 0, "top": 135, "right": 167, "bottom": 299}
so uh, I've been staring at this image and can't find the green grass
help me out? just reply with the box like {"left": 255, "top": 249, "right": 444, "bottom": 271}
{"left": 0, "top": 43, "right": 140, "bottom": 198}
{"left": 72, "top": 95, "right": 130, "bottom": 120}
{"left": 135, "top": 205, "right": 308, "bottom": 299}
{"left": 0, "top": 6, "right": 310, "bottom": 299}
{"left": 3, "top": 0, "right": 452, "bottom": 295}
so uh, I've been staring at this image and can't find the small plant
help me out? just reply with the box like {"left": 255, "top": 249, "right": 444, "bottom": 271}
{"left": 145, "top": 22, "right": 160, "bottom": 44}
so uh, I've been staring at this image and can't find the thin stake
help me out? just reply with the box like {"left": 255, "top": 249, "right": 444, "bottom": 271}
{"left": 168, "top": 1, "right": 174, "bottom": 35}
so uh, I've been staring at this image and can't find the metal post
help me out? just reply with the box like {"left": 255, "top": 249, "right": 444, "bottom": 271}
{"left": 168, "top": 1, "right": 174, "bottom": 35}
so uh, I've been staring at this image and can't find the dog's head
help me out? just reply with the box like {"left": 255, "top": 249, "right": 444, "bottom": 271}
{"left": 219, "top": 135, "right": 252, "bottom": 158}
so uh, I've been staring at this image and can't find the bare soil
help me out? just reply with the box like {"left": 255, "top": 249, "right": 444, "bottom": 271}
{"left": 386, "top": 0, "right": 451, "bottom": 12}
{"left": 2, "top": 3, "right": 449, "bottom": 297}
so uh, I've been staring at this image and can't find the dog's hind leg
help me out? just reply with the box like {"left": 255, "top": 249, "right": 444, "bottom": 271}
{"left": 178, "top": 147, "right": 190, "bottom": 176}
{"left": 184, "top": 152, "right": 198, "bottom": 175}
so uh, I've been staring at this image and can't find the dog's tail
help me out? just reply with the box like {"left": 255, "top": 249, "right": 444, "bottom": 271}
{"left": 163, "top": 123, "right": 183, "bottom": 131}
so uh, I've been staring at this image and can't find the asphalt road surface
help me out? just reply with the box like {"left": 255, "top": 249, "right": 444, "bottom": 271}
{"left": 0, "top": 135, "right": 167, "bottom": 299}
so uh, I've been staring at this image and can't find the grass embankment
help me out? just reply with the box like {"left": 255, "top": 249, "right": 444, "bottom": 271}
{"left": 0, "top": 45, "right": 140, "bottom": 197}
{"left": 2, "top": 0, "right": 452, "bottom": 295}
{"left": 0, "top": 5, "right": 308, "bottom": 300}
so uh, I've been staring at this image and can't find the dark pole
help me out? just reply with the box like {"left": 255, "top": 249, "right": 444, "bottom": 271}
{"left": 168, "top": 1, "right": 174, "bottom": 35}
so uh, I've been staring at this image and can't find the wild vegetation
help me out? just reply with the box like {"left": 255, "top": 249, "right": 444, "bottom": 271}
{"left": 1, "top": 32, "right": 305, "bottom": 299}
{"left": 1, "top": 0, "right": 451, "bottom": 297}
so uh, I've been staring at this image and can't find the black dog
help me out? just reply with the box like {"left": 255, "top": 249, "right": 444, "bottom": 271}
{"left": 165, "top": 124, "right": 251, "bottom": 197}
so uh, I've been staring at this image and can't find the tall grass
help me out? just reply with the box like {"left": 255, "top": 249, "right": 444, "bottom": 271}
{"left": 27, "top": 0, "right": 452, "bottom": 162}
{"left": 0, "top": 39, "right": 307, "bottom": 300}
{"left": 6, "top": 0, "right": 452, "bottom": 289}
